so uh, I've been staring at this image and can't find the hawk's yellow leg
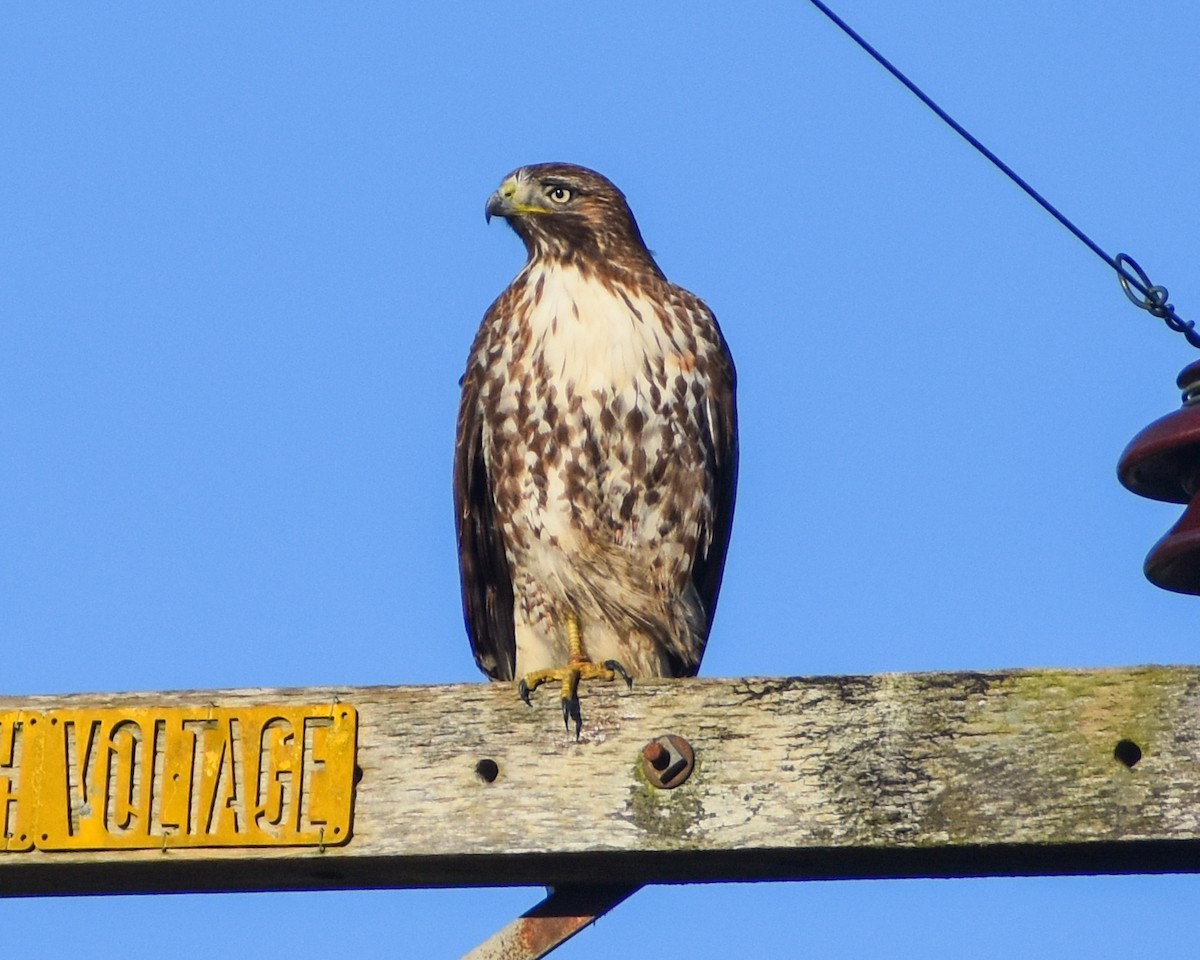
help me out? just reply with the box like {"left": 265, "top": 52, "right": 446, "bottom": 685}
{"left": 518, "top": 611, "right": 632, "bottom": 738}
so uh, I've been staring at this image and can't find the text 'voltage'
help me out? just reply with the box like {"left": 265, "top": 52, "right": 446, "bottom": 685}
{"left": 0, "top": 704, "right": 357, "bottom": 852}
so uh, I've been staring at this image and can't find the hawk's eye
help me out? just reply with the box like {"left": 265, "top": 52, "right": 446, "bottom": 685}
{"left": 546, "top": 185, "right": 572, "bottom": 204}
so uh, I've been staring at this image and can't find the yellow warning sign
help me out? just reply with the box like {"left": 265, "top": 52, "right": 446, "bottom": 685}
{"left": 0, "top": 704, "right": 357, "bottom": 852}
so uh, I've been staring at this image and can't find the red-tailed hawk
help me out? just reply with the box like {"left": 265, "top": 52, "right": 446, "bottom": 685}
{"left": 454, "top": 163, "right": 737, "bottom": 736}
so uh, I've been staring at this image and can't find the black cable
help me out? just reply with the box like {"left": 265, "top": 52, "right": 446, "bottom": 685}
{"left": 806, "top": 0, "right": 1198, "bottom": 350}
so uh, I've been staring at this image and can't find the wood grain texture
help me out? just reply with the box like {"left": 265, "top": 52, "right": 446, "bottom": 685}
{"left": 3, "top": 665, "right": 1200, "bottom": 896}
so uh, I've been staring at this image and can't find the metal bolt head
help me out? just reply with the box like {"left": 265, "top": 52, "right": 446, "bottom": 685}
{"left": 642, "top": 740, "right": 670, "bottom": 770}
{"left": 640, "top": 734, "right": 695, "bottom": 789}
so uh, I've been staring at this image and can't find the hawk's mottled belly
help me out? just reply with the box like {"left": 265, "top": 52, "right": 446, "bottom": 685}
{"left": 471, "top": 261, "right": 720, "bottom": 677}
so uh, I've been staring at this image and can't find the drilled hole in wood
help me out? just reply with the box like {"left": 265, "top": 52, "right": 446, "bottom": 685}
{"left": 475, "top": 758, "right": 500, "bottom": 783}
{"left": 1114, "top": 739, "right": 1143, "bottom": 768}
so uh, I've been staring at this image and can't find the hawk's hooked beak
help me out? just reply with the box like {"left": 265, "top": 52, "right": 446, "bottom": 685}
{"left": 485, "top": 175, "right": 519, "bottom": 223}
{"left": 485, "top": 174, "right": 546, "bottom": 223}
{"left": 484, "top": 190, "right": 509, "bottom": 224}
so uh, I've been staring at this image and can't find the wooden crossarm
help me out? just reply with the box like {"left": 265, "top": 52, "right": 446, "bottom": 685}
{"left": 2, "top": 665, "right": 1198, "bottom": 897}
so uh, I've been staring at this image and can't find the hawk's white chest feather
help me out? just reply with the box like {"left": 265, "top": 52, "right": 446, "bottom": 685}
{"left": 521, "top": 262, "right": 674, "bottom": 398}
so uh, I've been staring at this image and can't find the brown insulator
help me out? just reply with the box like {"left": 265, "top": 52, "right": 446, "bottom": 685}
{"left": 1118, "top": 359, "right": 1200, "bottom": 594}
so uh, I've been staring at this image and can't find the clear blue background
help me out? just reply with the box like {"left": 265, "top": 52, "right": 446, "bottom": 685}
{"left": 4, "top": 2, "right": 1199, "bottom": 956}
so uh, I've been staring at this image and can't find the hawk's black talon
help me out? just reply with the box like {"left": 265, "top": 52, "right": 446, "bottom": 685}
{"left": 562, "top": 695, "right": 583, "bottom": 740}
{"left": 518, "top": 679, "right": 532, "bottom": 706}
{"left": 604, "top": 659, "right": 633, "bottom": 689}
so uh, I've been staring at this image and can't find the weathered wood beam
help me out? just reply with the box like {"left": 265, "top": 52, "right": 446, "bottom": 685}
{"left": 2, "top": 665, "right": 1199, "bottom": 897}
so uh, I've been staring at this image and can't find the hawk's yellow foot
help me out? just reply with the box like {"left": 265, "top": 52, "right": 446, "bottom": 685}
{"left": 518, "top": 659, "right": 633, "bottom": 739}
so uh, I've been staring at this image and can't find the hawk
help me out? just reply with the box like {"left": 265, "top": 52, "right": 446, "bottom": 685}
{"left": 454, "top": 163, "right": 737, "bottom": 736}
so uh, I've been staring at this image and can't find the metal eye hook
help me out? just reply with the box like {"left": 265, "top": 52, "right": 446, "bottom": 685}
{"left": 1115, "top": 253, "right": 1200, "bottom": 349}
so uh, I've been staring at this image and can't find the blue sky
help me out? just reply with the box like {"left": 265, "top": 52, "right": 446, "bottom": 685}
{"left": 3, "top": 2, "right": 1199, "bottom": 956}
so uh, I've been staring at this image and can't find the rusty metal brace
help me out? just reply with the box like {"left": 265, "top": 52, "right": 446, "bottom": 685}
{"left": 460, "top": 884, "right": 640, "bottom": 960}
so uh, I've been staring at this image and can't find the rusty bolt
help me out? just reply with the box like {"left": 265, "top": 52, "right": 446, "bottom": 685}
{"left": 643, "top": 740, "right": 670, "bottom": 770}
{"left": 641, "top": 734, "right": 695, "bottom": 789}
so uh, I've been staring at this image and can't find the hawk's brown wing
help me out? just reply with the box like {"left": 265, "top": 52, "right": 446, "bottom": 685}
{"left": 453, "top": 356, "right": 516, "bottom": 681}
{"left": 687, "top": 311, "right": 739, "bottom": 674}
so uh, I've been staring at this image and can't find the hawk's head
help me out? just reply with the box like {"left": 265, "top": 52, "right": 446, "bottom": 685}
{"left": 486, "top": 163, "right": 656, "bottom": 269}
